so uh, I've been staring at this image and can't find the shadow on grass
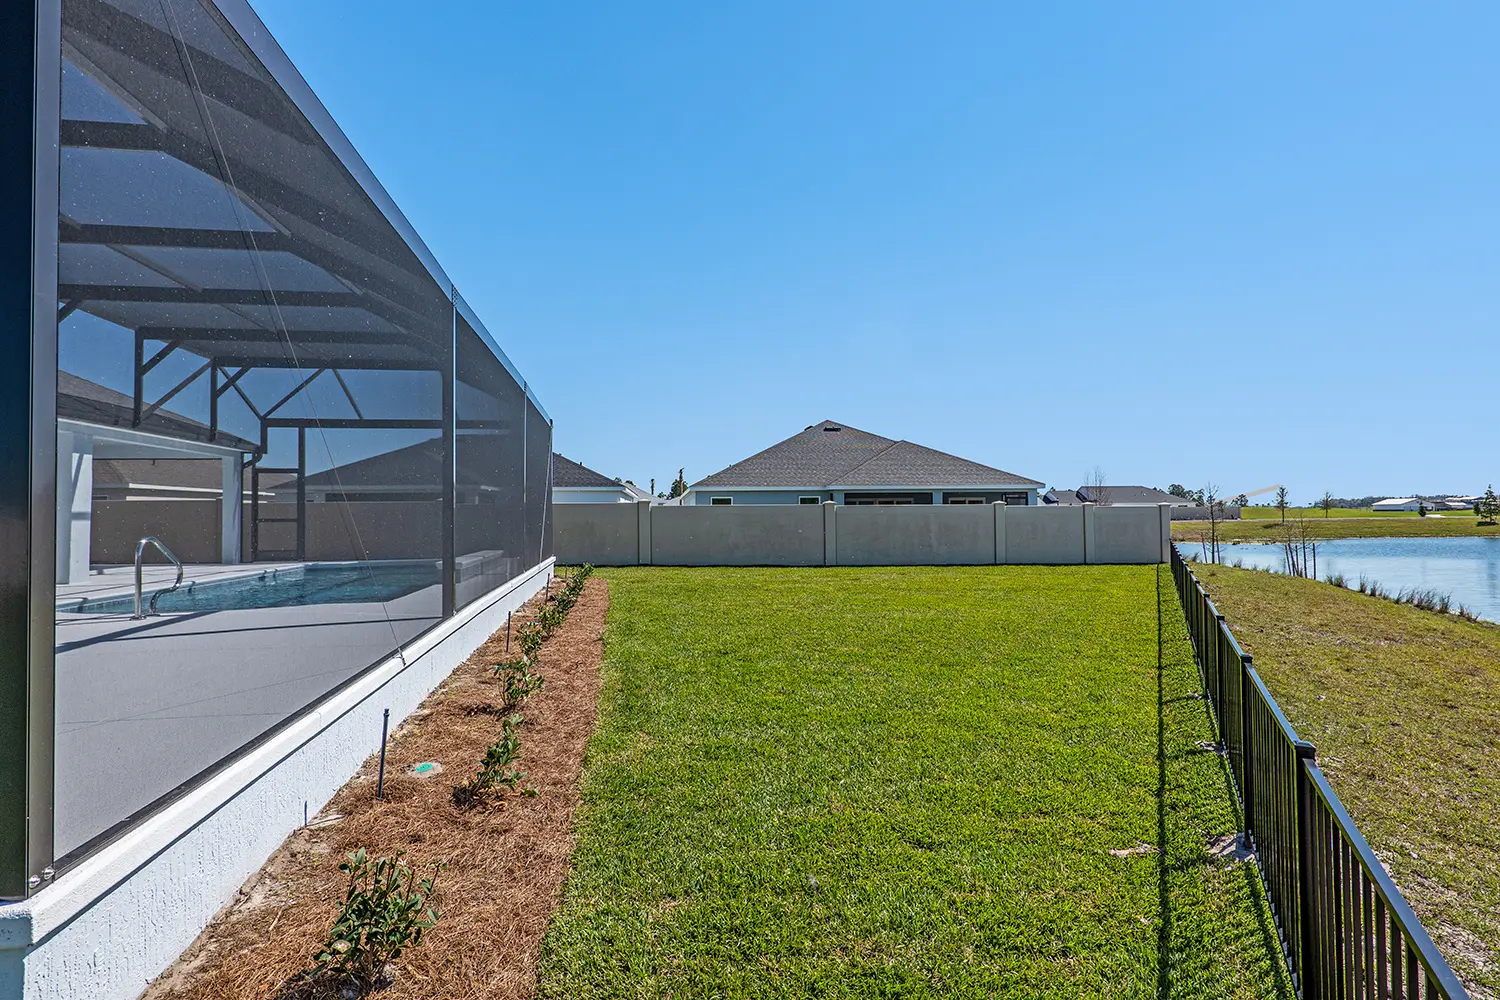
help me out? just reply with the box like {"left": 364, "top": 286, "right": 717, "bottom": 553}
{"left": 1155, "top": 564, "right": 1295, "bottom": 1000}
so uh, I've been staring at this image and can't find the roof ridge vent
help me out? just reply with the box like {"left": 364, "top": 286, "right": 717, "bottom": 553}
{"left": 822, "top": 424, "right": 842, "bottom": 432}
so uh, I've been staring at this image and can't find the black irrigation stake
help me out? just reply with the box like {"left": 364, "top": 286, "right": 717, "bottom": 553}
{"left": 376, "top": 708, "right": 390, "bottom": 800}
{"left": 506, "top": 611, "right": 512, "bottom": 652}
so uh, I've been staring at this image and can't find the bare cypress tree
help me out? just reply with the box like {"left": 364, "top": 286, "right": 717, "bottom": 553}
{"left": 1275, "top": 486, "right": 1290, "bottom": 524}
{"left": 1204, "top": 482, "right": 1223, "bottom": 563}
{"left": 1083, "top": 465, "right": 1110, "bottom": 505}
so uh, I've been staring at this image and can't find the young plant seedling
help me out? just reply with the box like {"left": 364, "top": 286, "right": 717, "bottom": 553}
{"left": 313, "top": 848, "right": 439, "bottom": 994}
{"left": 451, "top": 715, "right": 533, "bottom": 807}
{"left": 490, "top": 655, "right": 544, "bottom": 707}
{"left": 537, "top": 603, "right": 565, "bottom": 636}
{"left": 517, "top": 621, "right": 546, "bottom": 658}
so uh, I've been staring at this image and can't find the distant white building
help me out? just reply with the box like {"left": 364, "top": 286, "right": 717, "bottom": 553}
{"left": 1372, "top": 497, "right": 1424, "bottom": 512}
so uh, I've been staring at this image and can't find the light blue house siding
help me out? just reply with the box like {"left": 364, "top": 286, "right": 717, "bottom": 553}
{"left": 688, "top": 489, "right": 832, "bottom": 506}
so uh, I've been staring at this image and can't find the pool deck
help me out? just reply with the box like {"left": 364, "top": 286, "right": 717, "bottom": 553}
{"left": 53, "top": 568, "right": 444, "bottom": 858}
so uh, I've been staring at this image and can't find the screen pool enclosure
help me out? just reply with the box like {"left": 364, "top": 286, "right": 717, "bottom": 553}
{"left": 2, "top": 0, "right": 554, "bottom": 898}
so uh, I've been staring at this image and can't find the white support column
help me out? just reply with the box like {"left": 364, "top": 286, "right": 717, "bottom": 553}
{"left": 993, "top": 501, "right": 1007, "bottom": 564}
{"left": 823, "top": 501, "right": 838, "bottom": 566}
{"left": 1158, "top": 503, "right": 1173, "bottom": 563}
{"left": 221, "top": 456, "right": 243, "bottom": 564}
{"left": 931, "top": 491, "right": 943, "bottom": 506}
{"left": 636, "top": 498, "right": 652, "bottom": 566}
{"left": 1082, "top": 502, "right": 1097, "bottom": 564}
{"left": 56, "top": 429, "right": 93, "bottom": 585}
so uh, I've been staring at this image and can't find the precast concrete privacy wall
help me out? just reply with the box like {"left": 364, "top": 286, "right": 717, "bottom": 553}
{"left": 556, "top": 501, "right": 1173, "bottom": 567}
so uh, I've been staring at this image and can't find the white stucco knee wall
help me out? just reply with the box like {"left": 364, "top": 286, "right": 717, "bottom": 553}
{"left": 0, "top": 559, "right": 554, "bottom": 1000}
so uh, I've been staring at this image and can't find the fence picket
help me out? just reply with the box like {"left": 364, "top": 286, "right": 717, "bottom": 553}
{"left": 1166, "top": 545, "right": 1469, "bottom": 1000}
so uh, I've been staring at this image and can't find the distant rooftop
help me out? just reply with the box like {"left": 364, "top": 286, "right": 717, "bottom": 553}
{"left": 553, "top": 454, "right": 620, "bottom": 489}
{"left": 1045, "top": 485, "right": 1188, "bottom": 506}
{"left": 691, "top": 420, "right": 1042, "bottom": 490}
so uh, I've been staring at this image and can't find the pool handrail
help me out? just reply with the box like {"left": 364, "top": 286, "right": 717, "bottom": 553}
{"left": 133, "top": 536, "right": 184, "bottom": 619}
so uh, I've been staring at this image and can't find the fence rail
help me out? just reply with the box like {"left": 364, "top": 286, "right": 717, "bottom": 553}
{"left": 1169, "top": 544, "right": 1468, "bottom": 1000}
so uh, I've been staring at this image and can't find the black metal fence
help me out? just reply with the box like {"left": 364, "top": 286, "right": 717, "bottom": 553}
{"left": 1169, "top": 544, "right": 1469, "bottom": 1000}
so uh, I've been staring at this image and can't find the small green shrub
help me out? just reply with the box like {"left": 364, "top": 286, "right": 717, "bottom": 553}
{"left": 452, "top": 715, "right": 531, "bottom": 807}
{"left": 493, "top": 655, "right": 544, "bottom": 707}
{"left": 517, "top": 621, "right": 546, "bottom": 657}
{"left": 314, "top": 849, "right": 439, "bottom": 992}
{"left": 538, "top": 603, "right": 566, "bottom": 635}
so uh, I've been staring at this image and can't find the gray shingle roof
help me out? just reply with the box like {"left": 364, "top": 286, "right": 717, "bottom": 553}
{"left": 692, "top": 420, "right": 1042, "bottom": 490}
{"left": 1080, "top": 486, "right": 1184, "bottom": 505}
{"left": 59, "top": 371, "right": 258, "bottom": 452}
{"left": 553, "top": 453, "right": 621, "bottom": 489}
{"left": 1046, "top": 486, "right": 1186, "bottom": 505}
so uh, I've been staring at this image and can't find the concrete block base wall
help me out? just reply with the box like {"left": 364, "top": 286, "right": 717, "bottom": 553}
{"left": 0, "top": 560, "right": 553, "bottom": 1000}
{"left": 557, "top": 501, "right": 1172, "bottom": 567}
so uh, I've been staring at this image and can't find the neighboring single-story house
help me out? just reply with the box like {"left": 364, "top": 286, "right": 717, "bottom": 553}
{"left": 90, "top": 458, "right": 289, "bottom": 502}
{"left": 1044, "top": 486, "right": 1192, "bottom": 507}
{"left": 56, "top": 372, "right": 258, "bottom": 580}
{"left": 554, "top": 454, "right": 650, "bottom": 503}
{"left": 1372, "top": 497, "right": 1425, "bottom": 512}
{"left": 682, "top": 420, "right": 1043, "bottom": 506}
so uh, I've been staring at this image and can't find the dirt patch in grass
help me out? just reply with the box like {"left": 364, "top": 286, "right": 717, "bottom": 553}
{"left": 143, "top": 576, "right": 609, "bottom": 1000}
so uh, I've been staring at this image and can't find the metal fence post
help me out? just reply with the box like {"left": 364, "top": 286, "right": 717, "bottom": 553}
{"left": 1213, "top": 611, "right": 1226, "bottom": 731}
{"left": 1295, "top": 740, "right": 1319, "bottom": 999}
{"left": 1241, "top": 652, "right": 1255, "bottom": 827}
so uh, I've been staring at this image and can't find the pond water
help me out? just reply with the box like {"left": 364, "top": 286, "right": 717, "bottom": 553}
{"left": 1185, "top": 536, "right": 1500, "bottom": 623}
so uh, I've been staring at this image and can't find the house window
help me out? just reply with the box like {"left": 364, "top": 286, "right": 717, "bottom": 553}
{"left": 946, "top": 496, "right": 985, "bottom": 505}
{"left": 799, "top": 496, "right": 821, "bottom": 505}
{"left": 711, "top": 497, "right": 733, "bottom": 506}
{"left": 1002, "top": 493, "right": 1029, "bottom": 506}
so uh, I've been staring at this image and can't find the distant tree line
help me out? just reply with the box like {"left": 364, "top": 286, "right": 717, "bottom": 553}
{"left": 1160, "top": 489, "right": 1488, "bottom": 512}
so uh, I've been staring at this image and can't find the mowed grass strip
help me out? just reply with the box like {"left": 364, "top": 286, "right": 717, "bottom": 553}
{"left": 1191, "top": 564, "right": 1500, "bottom": 996}
{"left": 537, "top": 567, "right": 1289, "bottom": 998}
{"left": 1241, "top": 507, "right": 1476, "bottom": 520}
{"left": 1174, "top": 514, "right": 1498, "bottom": 543}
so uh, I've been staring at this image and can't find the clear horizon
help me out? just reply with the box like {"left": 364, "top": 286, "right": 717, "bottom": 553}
{"left": 250, "top": 1, "right": 1500, "bottom": 507}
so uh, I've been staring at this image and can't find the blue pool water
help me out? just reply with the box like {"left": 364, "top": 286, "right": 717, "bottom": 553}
{"left": 73, "top": 563, "right": 439, "bottom": 615}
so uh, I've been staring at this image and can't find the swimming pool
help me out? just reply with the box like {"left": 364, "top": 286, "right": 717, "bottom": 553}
{"left": 68, "top": 563, "right": 440, "bottom": 615}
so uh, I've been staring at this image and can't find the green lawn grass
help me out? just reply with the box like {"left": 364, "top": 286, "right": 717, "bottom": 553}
{"left": 1174, "top": 514, "right": 1499, "bottom": 543}
{"left": 537, "top": 566, "right": 1290, "bottom": 998}
{"left": 1189, "top": 564, "right": 1500, "bottom": 996}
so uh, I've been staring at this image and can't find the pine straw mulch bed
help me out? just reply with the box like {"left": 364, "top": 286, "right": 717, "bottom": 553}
{"left": 142, "top": 575, "right": 609, "bottom": 1000}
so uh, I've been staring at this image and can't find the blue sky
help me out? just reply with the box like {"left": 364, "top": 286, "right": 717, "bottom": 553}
{"left": 251, "top": 1, "right": 1499, "bottom": 504}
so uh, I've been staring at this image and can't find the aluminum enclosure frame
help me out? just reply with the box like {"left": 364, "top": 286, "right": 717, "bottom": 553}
{"left": 3, "top": 0, "right": 552, "bottom": 897}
